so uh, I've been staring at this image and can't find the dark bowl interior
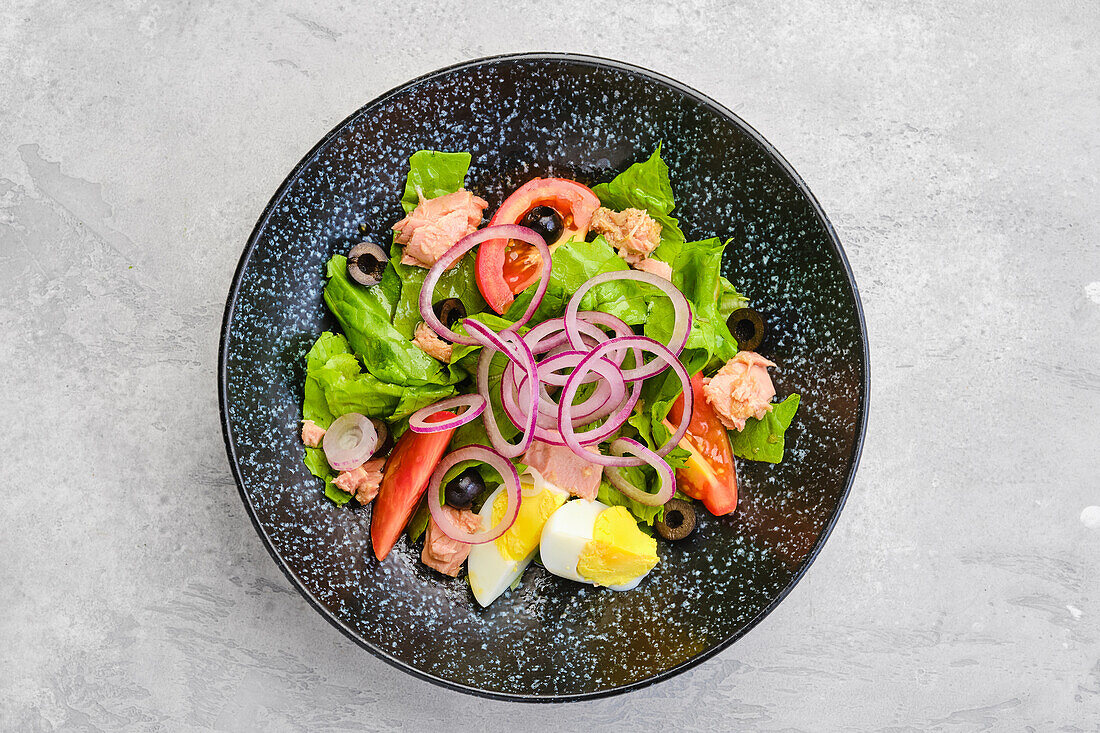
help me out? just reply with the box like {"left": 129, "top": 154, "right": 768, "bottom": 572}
{"left": 219, "top": 53, "right": 868, "bottom": 701}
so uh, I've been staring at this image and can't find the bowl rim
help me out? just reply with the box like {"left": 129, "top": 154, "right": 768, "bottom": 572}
{"left": 218, "top": 51, "right": 870, "bottom": 703}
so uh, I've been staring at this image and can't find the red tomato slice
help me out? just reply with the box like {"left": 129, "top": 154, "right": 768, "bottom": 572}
{"left": 475, "top": 178, "right": 600, "bottom": 314}
{"left": 370, "top": 412, "right": 457, "bottom": 561}
{"left": 666, "top": 374, "right": 738, "bottom": 516}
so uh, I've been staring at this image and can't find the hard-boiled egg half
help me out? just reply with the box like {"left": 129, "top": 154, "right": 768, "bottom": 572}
{"left": 539, "top": 499, "right": 659, "bottom": 591}
{"left": 468, "top": 471, "right": 568, "bottom": 607}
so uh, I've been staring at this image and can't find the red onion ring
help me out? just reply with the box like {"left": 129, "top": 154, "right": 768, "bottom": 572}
{"left": 564, "top": 271, "right": 692, "bottom": 380}
{"left": 419, "top": 224, "right": 550, "bottom": 345}
{"left": 467, "top": 319, "right": 539, "bottom": 458}
{"left": 426, "top": 445, "right": 521, "bottom": 544}
{"left": 502, "top": 354, "right": 627, "bottom": 438}
{"left": 522, "top": 313, "right": 634, "bottom": 367}
{"left": 603, "top": 438, "right": 677, "bottom": 506}
{"left": 322, "top": 412, "right": 378, "bottom": 471}
{"left": 558, "top": 336, "right": 692, "bottom": 467}
{"left": 521, "top": 317, "right": 597, "bottom": 357}
{"left": 408, "top": 395, "right": 486, "bottom": 434}
{"left": 531, "top": 354, "right": 624, "bottom": 421}
{"left": 536, "top": 350, "right": 605, "bottom": 387}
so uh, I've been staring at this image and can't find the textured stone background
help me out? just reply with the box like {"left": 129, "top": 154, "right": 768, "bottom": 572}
{"left": 2, "top": 1, "right": 1097, "bottom": 730}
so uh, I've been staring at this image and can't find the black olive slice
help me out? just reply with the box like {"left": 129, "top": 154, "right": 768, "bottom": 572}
{"left": 727, "top": 307, "right": 765, "bottom": 352}
{"left": 520, "top": 205, "right": 564, "bottom": 246}
{"left": 433, "top": 298, "right": 467, "bottom": 329}
{"left": 655, "top": 498, "right": 696, "bottom": 541}
{"left": 444, "top": 467, "right": 485, "bottom": 509}
{"left": 371, "top": 419, "right": 393, "bottom": 458}
{"left": 347, "top": 241, "right": 388, "bottom": 287}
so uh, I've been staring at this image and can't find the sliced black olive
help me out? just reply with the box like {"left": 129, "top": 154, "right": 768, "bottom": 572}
{"left": 347, "top": 241, "right": 388, "bottom": 287}
{"left": 444, "top": 467, "right": 485, "bottom": 509}
{"left": 655, "top": 498, "right": 696, "bottom": 541}
{"left": 432, "top": 298, "right": 467, "bottom": 329}
{"left": 728, "top": 307, "right": 765, "bottom": 351}
{"left": 519, "top": 205, "right": 564, "bottom": 246}
{"left": 370, "top": 418, "right": 393, "bottom": 458}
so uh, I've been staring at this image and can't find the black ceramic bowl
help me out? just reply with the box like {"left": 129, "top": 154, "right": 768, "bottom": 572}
{"left": 219, "top": 53, "right": 868, "bottom": 701}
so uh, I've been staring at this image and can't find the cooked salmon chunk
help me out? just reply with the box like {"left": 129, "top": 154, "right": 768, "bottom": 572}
{"left": 702, "top": 351, "right": 777, "bottom": 431}
{"left": 421, "top": 506, "right": 482, "bottom": 577}
{"left": 413, "top": 321, "right": 453, "bottom": 362}
{"left": 590, "top": 206, "right": 662, "bottom": 264}
{"left": 522, "top": 440, "right": 602, "bottom": 500}
{"left": 333, "top": 458, "right": 386, "bottom": 505}
{"left": 393, "top": 189, "right": 488, "bottom": 268}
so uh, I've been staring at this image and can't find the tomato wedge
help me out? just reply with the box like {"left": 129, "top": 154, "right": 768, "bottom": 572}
{"left": 476, "top": 178, "right": 600, "bottom": 314}
{"left": 666, "top": 373, "right": 738, "bottom": 516}
{"left": 370, "top": 412, "right": 457, "bottom": 561}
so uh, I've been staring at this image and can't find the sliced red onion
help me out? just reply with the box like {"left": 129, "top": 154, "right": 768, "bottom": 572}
{"left": 419, "top": 224, "right": 549, "bottom": 345}
{"left": 426, "top": 445, "right": 521, "bottom": 544}
{"left": 507, "top": 357, "right": 625, "bottom": 430}
{"left": 501, "top": 377, "right": 568, "bottom": 446}
{"left": 536, "top": 350, "right": 601, "bottom": 387}
{"left": 603, "top": 438, "right": 676, "bottom": 506}
{"left": 531, "top": 354, "right": 624, "bottom": 422}
{"left": 558, "top": 336, "right": 691, "bottom": 466}
{"left": 467, "top": 319, "right": 538, "bottom": 458}
{"left": 521, "top": 317, "right": 570, "bottom": 355}
{"left": 523, "top": 317, "right": 604, "bottom": 357}
{"left": 564, "top": 271, "right": 692, "bottom": 379}
{"left": 322, "top": 412, "right": 378, "bottom": 471}
{"left": 578, "top": 310, "right": 638, "bottom": 367}
{"left": 408, "top": 395, "right": 486, "bottom": 434}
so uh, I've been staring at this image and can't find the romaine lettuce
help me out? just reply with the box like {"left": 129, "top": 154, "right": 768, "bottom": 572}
{"left": 400, "top": 150, "right": 473, "bottom": 214}
{"left": 503, "top": 237, "right": 645, "bottom": 325}
{"left": 390, "top": 151, "right": 488, "bottom": 339}
{"left": 592, "top": 143, "right": 686, "bottom": 261}
{"left": 731, "top": 394, "right": 801, "bottom": 463}
{"left": 324, "top": 255, "right": 455, "bottom": 387}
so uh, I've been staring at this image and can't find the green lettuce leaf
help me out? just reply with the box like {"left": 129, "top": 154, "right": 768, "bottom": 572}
{"left": 400, "top": 150, "right": 473, "bottom": 214}
{"left": 504, "top": 237, "right": 645, "bottom": 324}
{"left": 303, "top": 331, "right": 353, "bottom": 428}
{"left": 731, "top": 394, "right": 801, "bottom": 463}
{"left": 303, "top": 447, "right": 352, "bottom": 506}
{"left": 406, "top": 495, "right": 431, "bottom": 542}
{"left": 389, "top": 241, "right": 488, "bottom": 340}
{"left": 592, "top": 143, "right": 686, "bottom": 260}
{"left": 390, "top": 151, "right": 488, "bottom": 338}
{"left": 324, "top": 255, "right": 455, "bottom": 386}
{"left": 597, "top": 478, "right": 664, "bottom": 526}
{"left": 304, "top": 331, "right": 457, "bottom": 423}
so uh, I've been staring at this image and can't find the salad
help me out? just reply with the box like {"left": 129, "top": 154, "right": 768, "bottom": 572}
{"left": 300, "top": 146, "right": 800, "bottom": 606}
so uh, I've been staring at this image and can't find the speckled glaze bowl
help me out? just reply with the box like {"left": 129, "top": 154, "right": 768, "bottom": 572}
{"left": 219, "top": 53, "right": 868, "bottom": 701}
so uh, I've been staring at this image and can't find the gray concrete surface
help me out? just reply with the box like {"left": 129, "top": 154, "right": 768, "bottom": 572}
{"left": 2, "top": 1, "right": 1098, "bottom": 730}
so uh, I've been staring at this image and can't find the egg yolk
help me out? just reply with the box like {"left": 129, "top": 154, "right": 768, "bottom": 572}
{"left": 577, "top": 506, "right": 659, "bottom": 587}
{"left": 492, "top": 484, "right": 567, "bottom": 562}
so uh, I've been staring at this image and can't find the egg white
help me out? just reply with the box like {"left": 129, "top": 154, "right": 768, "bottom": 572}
{"left": 538, "top": 499, "right": 646, "bottom": 592}
{"left": 467, "top": 478, "right": 567, "bottom": 607}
